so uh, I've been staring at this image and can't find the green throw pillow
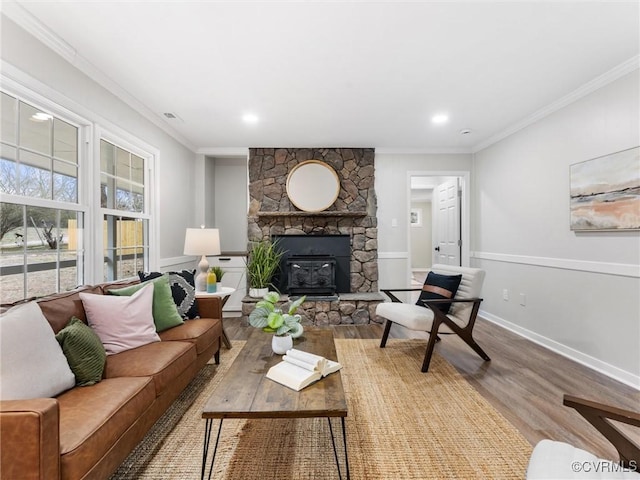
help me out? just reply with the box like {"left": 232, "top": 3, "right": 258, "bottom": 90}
{"left": 56, "top": 317, "right": 106, "bottom": 386}
{"left": 109, "top": 274, "right": 184, "bottom": 332}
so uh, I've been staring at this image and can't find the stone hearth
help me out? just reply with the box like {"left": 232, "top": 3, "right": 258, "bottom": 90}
{"left": 246, "top": 147, "right": 384, "bottom": 325}
{"left": 241, "top": 292, "right": 384, "bottom": 326}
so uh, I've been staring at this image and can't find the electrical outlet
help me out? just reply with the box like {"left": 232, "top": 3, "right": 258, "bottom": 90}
{"left": 502, "top": 289, "right": 509, "bottom": 301}
{"left": 520, "top": 293, "right": 526, "bottom": 306}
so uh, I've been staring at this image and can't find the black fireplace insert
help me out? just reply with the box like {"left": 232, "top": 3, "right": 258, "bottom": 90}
{"left": 272, "top": 234, "right": 350, "bottom": 296}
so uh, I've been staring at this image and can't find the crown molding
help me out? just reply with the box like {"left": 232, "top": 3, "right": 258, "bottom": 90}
{"left": 375, "top": 147, "right": 473, "bottom": 155}
{"left": 472, "top": 55, "right": 640, "bottom": 153}
{"left": 197, "top": 147, "right": 473, "bottom": 156}
{"left": 2, "top": 1, "right": 198, "bottom": 153}
{"left": 197, "top": 147, "right": 249, "bottom": 157}
{"left": 1, "top": 0, "right": 77, "bottom": 62}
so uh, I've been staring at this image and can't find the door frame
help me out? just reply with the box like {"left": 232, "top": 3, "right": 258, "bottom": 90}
{"left": 407, "top": 170, "right": 471, "bottom": 271}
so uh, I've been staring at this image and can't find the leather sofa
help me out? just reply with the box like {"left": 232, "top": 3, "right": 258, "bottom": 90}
{"left": 0, "top": 280, "right": 223, "bottom": 480}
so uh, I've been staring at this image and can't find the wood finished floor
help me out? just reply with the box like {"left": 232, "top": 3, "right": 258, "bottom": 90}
{"left": 223, "top": 315, "right": 640, "bottom": 463}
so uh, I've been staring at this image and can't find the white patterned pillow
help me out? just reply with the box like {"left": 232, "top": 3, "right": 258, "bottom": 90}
{"left": 138, "top": 270, "right": 199, "bottom": 318}
{"left": 0, "top": 302, "right": 76, "bottom": 400}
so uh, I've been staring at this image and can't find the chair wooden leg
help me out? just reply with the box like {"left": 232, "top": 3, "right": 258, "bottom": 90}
{"left": 380, "top": 319, "right": 393, "bottom": 348}
{"left": 458, "top": 329, "right": 491, "bottom": 362}
{"left": 421, "top": 325, "right": 441, "bottom": 372}
{"left": 466, "top": 337, "right": 491, "bottom": 361}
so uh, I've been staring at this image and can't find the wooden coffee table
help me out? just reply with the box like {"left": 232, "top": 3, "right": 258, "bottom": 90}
{"left": 201, "top": 327, "right": 349, "bottom": 480}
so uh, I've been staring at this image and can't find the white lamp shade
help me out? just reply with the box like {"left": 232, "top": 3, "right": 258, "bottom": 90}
{"left": 183, "top": 228, "right": 221, "bottom": 256}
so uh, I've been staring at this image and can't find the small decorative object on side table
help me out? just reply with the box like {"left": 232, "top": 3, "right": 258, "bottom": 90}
{"left": 195, "top": 287, "right": 235, "bottom": 349}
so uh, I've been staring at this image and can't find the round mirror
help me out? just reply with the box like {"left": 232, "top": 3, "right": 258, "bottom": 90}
{"left": 286, "top": 160, "right": 340, "bottom": 212}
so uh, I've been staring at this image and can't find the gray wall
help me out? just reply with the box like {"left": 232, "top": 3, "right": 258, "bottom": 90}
{"left": 410, "top": 200, "right": 432, "bottom": 269}
{"left": 473, "top": 70, "right": 640, "bottom": 385}
{"left": 211, "top": 157, "right": 248, "bottom": 252}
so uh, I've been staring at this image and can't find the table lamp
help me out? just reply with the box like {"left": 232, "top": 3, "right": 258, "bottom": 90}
{"left": 183, "top": 226, "right": 221, "bottom": 292}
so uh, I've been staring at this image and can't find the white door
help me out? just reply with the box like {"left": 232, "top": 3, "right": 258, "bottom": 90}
{"left": 434, "top": 179, "right": 461, "bottom": 266}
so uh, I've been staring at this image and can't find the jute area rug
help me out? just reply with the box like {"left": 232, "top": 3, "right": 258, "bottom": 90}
{"left": 111, "top": 339, "right": 532, "bottom": 479}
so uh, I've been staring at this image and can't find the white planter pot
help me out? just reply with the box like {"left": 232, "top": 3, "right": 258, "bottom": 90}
{"left": 249, "top": 287, "right": 269, "bottom": 298}
{"left": 271, "top": 334, "right": 293, "bottom": 355}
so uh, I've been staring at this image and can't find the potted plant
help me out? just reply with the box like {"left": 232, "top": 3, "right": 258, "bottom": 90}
{"left": 249, "top": 291, "right": 306, "bottom": 354}
{"left": 210, "top": 266, "right": 224, "bottom": 289}
{"left": 246, "top": 239, "right": 284, "bottom": 297}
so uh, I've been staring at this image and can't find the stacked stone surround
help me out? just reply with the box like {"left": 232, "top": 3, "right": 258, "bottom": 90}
{"left": 245, "top": 147, "right": 384, "bottom": 325}
{"left": 241, "top": 293, "right": 384, "bottom": 326}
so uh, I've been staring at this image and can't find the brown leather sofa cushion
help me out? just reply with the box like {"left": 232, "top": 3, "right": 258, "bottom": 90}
{"left": 159, "top": 318, "right": 222, "bottom": 354}
{"left": 58, "top": 377, "right": 154, "bottom": 480}
{"left": 37, "top": 286, "right": 103, "bottom": 334}
{"left": 104, "top": 341, "right": 196, "bottom": 396}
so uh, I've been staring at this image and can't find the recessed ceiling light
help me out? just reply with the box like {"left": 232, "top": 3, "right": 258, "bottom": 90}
{"left": 431, "top": 114, "right": 449, "bottom": 124}
{"left": 31, "top": 112, "right": 53, "bottom": 122}
{"left": 242, "top": 113, "right": 259, "bottom": 124}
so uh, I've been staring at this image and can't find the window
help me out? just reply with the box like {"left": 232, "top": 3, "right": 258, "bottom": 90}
{"left": 0, "top": 92, "right": 84, "bottom": 303}
{"left": 99, "top": 139, "right": 149, "bottom": 282}
{"left": 0, "top": 203, "right": 84, "bottom": 302}
{"left": 1, "top": 85, "right": 157, "bottom": 302}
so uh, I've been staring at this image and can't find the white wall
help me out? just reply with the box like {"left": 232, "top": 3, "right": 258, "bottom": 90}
{"left": 0, "top": 15, "right": 198, "bottom": 273}
{"left": 210, "top": 157, "right": 248, "bottom": 252}
{"left": 410, "top": 200, "right": 432, "bottom": 269}
{"left": 375, "top": 154, "right": 472, "bottom": 292}
{"left": 473, "top": 69, "right": 640, "bottom": 387}
{"left": 204, "top": 156, "right": 217, "bottom": 230}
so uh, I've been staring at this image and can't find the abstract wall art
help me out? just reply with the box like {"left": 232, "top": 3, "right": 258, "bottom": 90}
{"left": 570, "top": 146, "right": 640, "bottom": 231}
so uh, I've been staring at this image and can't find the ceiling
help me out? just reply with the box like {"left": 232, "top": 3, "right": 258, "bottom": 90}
{"left": 6, "top": 1, "right": 639, "bottom": 152}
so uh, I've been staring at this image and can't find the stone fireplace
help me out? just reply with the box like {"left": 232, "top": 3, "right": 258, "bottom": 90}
{"left": 243, "top": 147, "right": 383, "bottom": 325}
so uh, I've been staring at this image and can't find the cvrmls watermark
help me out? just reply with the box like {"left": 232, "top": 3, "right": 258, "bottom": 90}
{"left": 571, "top": 460, "right": 638, "bottom": 473}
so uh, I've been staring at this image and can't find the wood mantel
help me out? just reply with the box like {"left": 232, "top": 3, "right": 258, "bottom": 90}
{"left": 256, "top": 211, "right": 367, "bottom": 218}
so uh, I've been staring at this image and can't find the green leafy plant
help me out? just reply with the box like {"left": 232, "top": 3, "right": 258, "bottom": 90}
{"left": 249, "top": 291, "right": 306, "bottom": 337}
{"left": 246, "top": 239, "right": 284, "bottom": 289}
{"left": 210, "top": 266, "right": 224, "bottom": 281}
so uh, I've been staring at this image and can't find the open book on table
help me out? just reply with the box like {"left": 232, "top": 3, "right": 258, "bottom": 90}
{"left": 266, "top": 348, "right": 342, "bottom": 391}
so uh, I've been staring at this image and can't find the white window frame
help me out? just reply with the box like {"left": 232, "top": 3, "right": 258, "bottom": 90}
{"left": 0, "top": 83, "right": 91, "bottom": 295}
{"left": 94, "top": 126, "right": 159, "bottom": 282}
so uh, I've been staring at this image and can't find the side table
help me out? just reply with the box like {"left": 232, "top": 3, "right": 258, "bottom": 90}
{"left": 195, "top": 287, "right": 235, "bottom": 349}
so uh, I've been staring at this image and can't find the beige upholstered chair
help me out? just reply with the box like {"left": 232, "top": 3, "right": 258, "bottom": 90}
{"left": 527, "top": 395, "right": 640, "bottom": 479}
{"left": 376, "top": 264, "right": 489, "bottom": 372}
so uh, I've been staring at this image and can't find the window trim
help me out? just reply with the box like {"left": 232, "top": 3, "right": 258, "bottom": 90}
{"left": 94, "top": 125, "right": 159, "bottom": 281}
{"left": 1, "top": 85, "right": 90, "bottom": 299}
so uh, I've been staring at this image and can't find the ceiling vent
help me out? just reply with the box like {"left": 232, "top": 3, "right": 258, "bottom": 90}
{"left": 162, "top": 112, "right": 183, "bottom": 122}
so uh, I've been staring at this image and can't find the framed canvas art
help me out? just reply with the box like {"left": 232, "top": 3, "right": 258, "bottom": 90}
{"left": 410, "top": 208, "right": 422, "bottom": 227}
{"left": 570, "top": 146, "right": 640, "bottom": 231}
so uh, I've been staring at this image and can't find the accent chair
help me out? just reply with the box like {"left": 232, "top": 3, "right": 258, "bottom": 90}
{"left": 376, "top": 264, "right": 489, "bottom": 372}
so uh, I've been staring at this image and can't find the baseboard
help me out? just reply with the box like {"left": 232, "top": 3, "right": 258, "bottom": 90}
{"left": 480, "top": 310, "right": 640, "bottom": 391}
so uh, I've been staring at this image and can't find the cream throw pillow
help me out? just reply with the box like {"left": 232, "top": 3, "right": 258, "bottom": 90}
{"left": 0, "top": 301, "right": 76, "bottom": 400}
{"left": 80, "top": 283, "right": 160, "bottom": 355}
